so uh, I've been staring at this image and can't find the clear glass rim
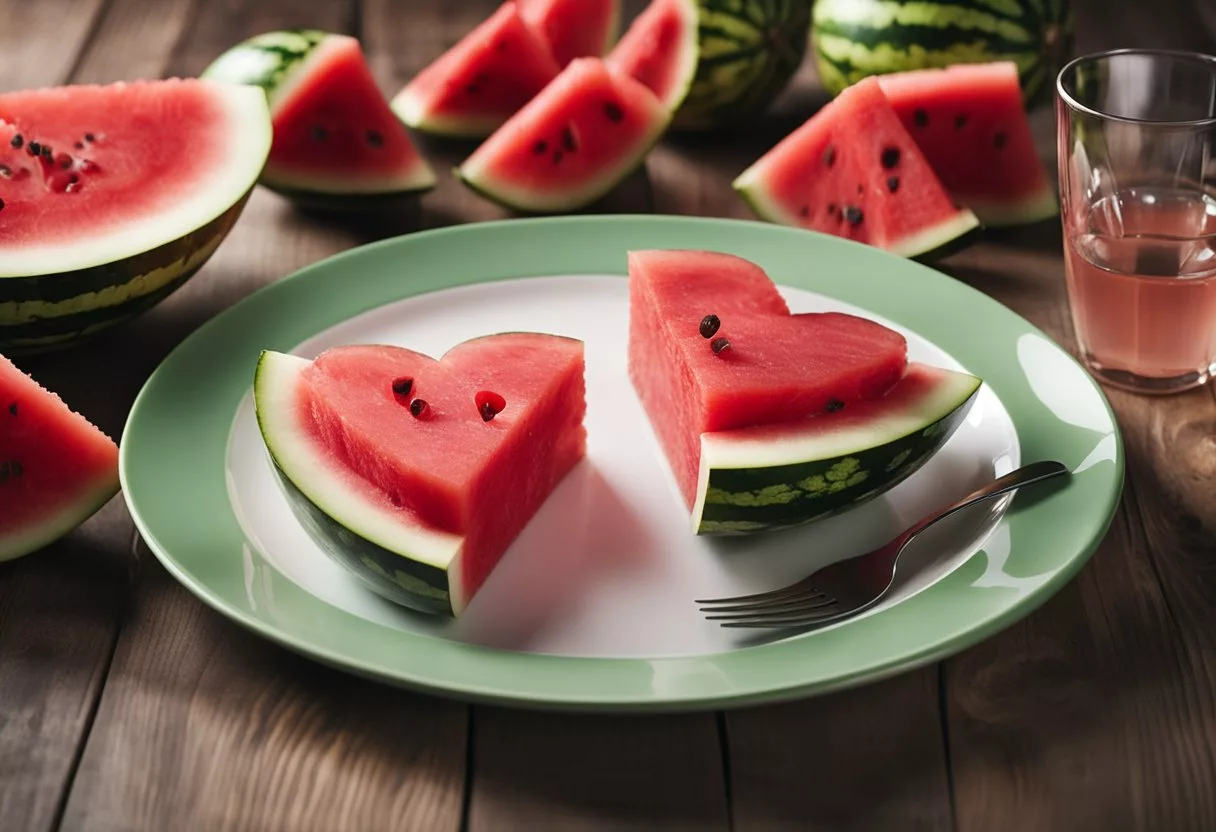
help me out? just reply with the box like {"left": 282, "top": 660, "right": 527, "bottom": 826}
{"left": 1056, "top": 47, "right": 1216, "bottom": 128}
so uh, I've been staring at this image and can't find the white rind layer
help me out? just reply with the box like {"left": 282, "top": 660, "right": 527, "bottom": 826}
{"left": 253, "top": 351, "right": 465, "bottom": 574}
{"left": 0, "top": 81, "right": 271, "bottom": 278}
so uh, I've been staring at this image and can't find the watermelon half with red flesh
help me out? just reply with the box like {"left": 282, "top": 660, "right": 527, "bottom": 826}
{"left": 0, "top": 354, "right": 120, "bottom": 561}
{"left": 519, "top": 0, "right": 622, "bottom": 68}
{"left": 457, "top": 57, "right": 670, "bottom": 212}
{"left": 733, "top": 76, "right": 980, "bottom": 261}
{"left": 0, "top": 79, "right": 270, "bottom": 354}
{"left": 628, "top": 250, "right": 981, "bottom": 534}
{"left": 391, "top": 2, "right": 562, "bottom": 139}
{"left": 202, "top": 30, "right": 435, "bottom": 206}
{"left": 877, "top": 62, "right": 1057, "bottom": 227}
{"left": 253, "top": 334, "right": 587, "bottom": 616}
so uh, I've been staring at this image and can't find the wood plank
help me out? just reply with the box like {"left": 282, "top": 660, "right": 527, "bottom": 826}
{"left": 729, "top": 672, "right": 952, "bottom": 831}
{"left": 54, "top": 2, "right": 466, "bottom": 830}
{"left": 0, "top": 0, "right": 108, "bottom": 93}
{"left": 0, "top": 2, "right": 185, "bottom": 830}
{"left": 941, "top": 3, "right": 1216, "bottom": 826}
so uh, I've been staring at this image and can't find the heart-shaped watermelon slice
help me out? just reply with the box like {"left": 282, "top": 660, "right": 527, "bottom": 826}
{"left": 254, "top": 333, "right": 586, "bottom": 616}
{"left": 628, "top": 249, "right": 981, "bottom": 534}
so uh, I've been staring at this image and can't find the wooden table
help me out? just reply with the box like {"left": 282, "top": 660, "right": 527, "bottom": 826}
{"left": 3, "top": 0, "right": 1215, "bottom": 829}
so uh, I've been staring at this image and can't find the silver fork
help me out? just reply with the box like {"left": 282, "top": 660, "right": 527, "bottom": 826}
{"left": 696, "top": 460, "right": 1070, "bottom": 630}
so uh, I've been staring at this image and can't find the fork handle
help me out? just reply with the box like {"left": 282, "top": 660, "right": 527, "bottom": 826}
{"left": 899, "top": 460, "right": 1070, "bottom": 546}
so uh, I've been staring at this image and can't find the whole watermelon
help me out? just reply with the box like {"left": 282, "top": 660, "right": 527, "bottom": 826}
{"left": 811, "top": 0, "right": 1073, "bottom": 106}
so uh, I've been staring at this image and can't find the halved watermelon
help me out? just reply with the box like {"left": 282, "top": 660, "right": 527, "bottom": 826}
{"left": 391, "top": 2, "right": 562, "bottom": 139}
{"left": 254, "top": 334, "right": 587, "bottom": 617}
{"left": 0, "top": 79, "right": 270, "bottom": 354}
{"left": 627, "top": 250, "right": 979, "bottom": 534}
{"left": 0, "top": 354, "right": 120, "bottom": 561}
{"left": 733, "top": 76, "right": 980, "bottom": 260}
{"left": 456, "top": 57, "right": 670, "bottom": 212}
{"left": 519, "top": 0, "right": 622, "bottom": 68}
{"left": 202, "top": 30, "right": 436, "bottom": 207}
{"left": 607, "top": 0, "right": 810, "bottom": 128}
{"left": 877, "top": 62, "right": 1058, "bottom": 226}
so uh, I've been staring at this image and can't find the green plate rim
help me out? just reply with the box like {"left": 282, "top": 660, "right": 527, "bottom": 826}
{"left": 119, "top": 215, "right": 1124, "bottom": 712}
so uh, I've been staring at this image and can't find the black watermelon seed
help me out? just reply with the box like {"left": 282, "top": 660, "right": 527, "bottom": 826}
{"left": 9, "top": 134, "right": 22, "bottom": 149}
{"left": 843, "top": 205, "right": 864, "bottom": 226}
{"left": 366, "top": 130, "right": 384, "bottom": 148}
{"left": 552, "top": 149, "right": 564, "bottom": 165}
{"left": 40, "top": 146, "right": 53, "bottom": 160}
{"left": 886, "top": 175, "right": 900, "bottom": 193}
{"left": 391, "top": 376, "right": 414, "bottom": 397}
{"left": 84, "top": 133, "right": 95, "bottom": 142}
{"left": 880, "top": 147, "right": 900, "bottom": 169}
{"left": 699, "top": 313, "right": 721, "bottom": 338}
{"left": 26, "top": 141, "right": 40, "bottom": 156}
{"left": 954, "top": 114, "right": 968, "bottom": 130}
{"left": 603, "top": 101, "right": 624, "bottom": 122}
{"left": 476, "top": 391, "right": 506, "bottom": 422}
{"left": 827, "top": 202, "right": 837, "bottom": 215}
{"left": 409, "top": 398, "right": 430, "bottom": 418}
{"left": 913, "top": 109, "right": 929, "bottom": 127}
{"left": 0, "top": 198, "right": 5, "bottom": 213}
{"left": 994, "top": 131, "right": 1008, "bottom": 149}
{"left": 7, "top": 402, "right": 16, "bottom": 416}
{"left": 561, "top": 126, "right": 577, "bottom": 152}
{"left": 533, "top": 139, "right": 548, "bottom": 155}
{"left": 825, "top": 398, "right": 845, "bottom": 412}
{"left": 822, "top": 145, "right": 836, "bottom": 167}
{"left": 711, "top": 336, "right": 731, "bottom": 355}
{"left": 312, "top": 125, "right": 328, "bottom": 141}
{"left": 798, "top": 204, "right": 810, "bottom": 218}
{"left": 74, "top": 141, "right": 84, "bottom": 149}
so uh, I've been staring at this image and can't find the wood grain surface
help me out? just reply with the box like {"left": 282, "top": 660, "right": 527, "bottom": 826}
{"left": 1, "top": 0, "right": 1215, "bottom": 830}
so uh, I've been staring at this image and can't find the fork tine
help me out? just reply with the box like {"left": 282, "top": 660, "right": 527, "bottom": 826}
{"left": 716, "top": 606, "right": 854, "bottom": 629}
{"left": 702, "top": 592, "right": 835, "bottom": 618}
{"left": 697, "top": 589, "right": 825, "bottom": 614}
{"left": 707, "top": 598, "right": 842, "bottom": 623}
{"left": 693, "top": 580, "right": 815, "bottom": 607}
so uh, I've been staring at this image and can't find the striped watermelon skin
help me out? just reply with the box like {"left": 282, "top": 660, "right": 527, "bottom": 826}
{"left": 201, "top": 29, "right": 327, "bottom": 97}
{"left": 676, "top": 0, "right": 812, "bottom": 127}
{"left": 811, "top": 0, "right": 1073, "bottom": 106}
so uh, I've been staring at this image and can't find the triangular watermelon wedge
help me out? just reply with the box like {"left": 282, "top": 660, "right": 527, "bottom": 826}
{"left": 254, "top": 334, "right": 587, "bottom": 616}
{"left": 733, "top": 77, "right": 980, "bottom": 260}
{"left": 202, "top": 30, "right": 435, "bottom": 206}
{"left": 391, "top": 2, "right": 562, "bottom": 138}
{"left": 519, "top": 0, "right": 622, "bottom": 68}
{"left": 0, "top": 354, "right": 119, "bottom": 561}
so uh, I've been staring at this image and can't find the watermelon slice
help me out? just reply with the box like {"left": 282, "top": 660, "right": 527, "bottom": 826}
{"left": 604, "top": 0, "right": 698, "bottom": 111}
{"left": 456, "top": 57, "right": 670, "bottom": 212}
{"left": 627, "top": 249, "right": 980, "bottom": 534}
{"left": 519, "top": 0, "right": 622, "bottom": 68}
{"left": 391, "top": 2, "right": 562, "bottom": 138}
{"left": 254, "top": 334, "right": 587, "bottom": 617}
{"left": 0, "top": 79, "right": 270, "bottom": 354}
{"left": 0, "top": 354, "right": 120, "bottom": 561}
{"left": 733, "top": 76, "right": 981, "bottom": 261}
{"left": 202, "top": 30, "right": 436, "bottom": 206}
{"left": 877, "top": 62, "right": 1058, "bottom": 227}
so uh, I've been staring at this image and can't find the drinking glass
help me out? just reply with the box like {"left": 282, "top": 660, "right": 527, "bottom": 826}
{"left": 1057, "top": 48, "right": 1216, "bottom": 394}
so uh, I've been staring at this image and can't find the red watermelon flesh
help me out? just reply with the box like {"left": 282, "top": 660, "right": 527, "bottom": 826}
{"left": 627, "top": 249, "right": 908, "bottom": 506}
{"left": 391, "top": 1, "right": 561, "bottom": 138}
{"left": 0, "top": 353, "right": 119, "bottom": 561}
{"left": 519, "top": 0, "right": 622, "bottom": 68}
{"left": 456, "top": 57, "right": 670, "bottom": 212}
{"left": 733, "top": 77, "right": 980, "bottom": 260}
{"left": 0, "top": 79, "right": 264, "bottom": 274}
{"left": 263, "top": 34, "right": 434, "bottom": 195}
{"left": 877, "top": 62, "right": 1057, "bottom": 227}
{"left": 298, "top": 334, "right": 586, "bottom": 604}
{"left": 605, "top": 0, "right": 698, "bottom": 111}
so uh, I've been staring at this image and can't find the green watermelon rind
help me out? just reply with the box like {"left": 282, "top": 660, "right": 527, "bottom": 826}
{"left": 201, "top": 30, "right": 437, "bottom": 203}
{"left": 690, "top": 364, "right": 982, "bottom": 535}
{"left": 252, "top": 350, "right": 468, "bottom": 618}
{"left": 731, "top": 167, "right": 982, "bottom": 262}
{"left": 810, "top": 0, "right": 1074, "bottom": 108}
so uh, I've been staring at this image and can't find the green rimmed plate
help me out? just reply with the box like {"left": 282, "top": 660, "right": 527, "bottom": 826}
{"left": 120, "top": 216, "right": 1122, "bottom": 711}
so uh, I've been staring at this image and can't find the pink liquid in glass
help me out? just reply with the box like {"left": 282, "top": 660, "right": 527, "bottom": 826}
{"left": 1064, "top": 186, "right": 1216, "bottom": 387}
